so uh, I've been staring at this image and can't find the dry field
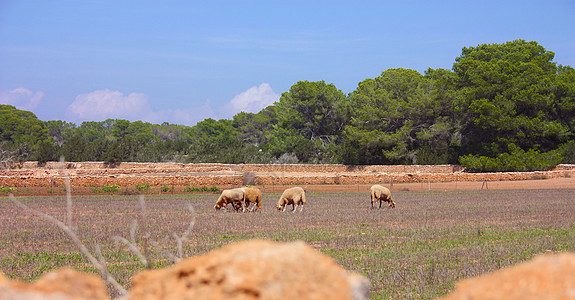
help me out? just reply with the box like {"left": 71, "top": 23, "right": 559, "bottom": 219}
{"left": 1, "top": 187, "right": 574, "bottom": 299}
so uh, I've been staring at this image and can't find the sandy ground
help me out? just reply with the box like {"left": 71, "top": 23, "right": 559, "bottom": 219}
{"left": 264, "top": 177, "right": 575, "bottom": 193}
{"left": 9, "top": 177, "right": 572, "bottom": 197}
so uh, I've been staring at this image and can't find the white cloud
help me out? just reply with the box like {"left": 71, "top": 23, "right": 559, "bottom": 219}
{"left": 0, "top": 88, "right": 44, "bottom": 110}
{"left": 65, "top": 89, "right": 217, "bottom": 126}
{"left": 148, "top": 103, "right": 217, "bottom": 126}
{"left": 227, "top": 83, "right": 279, "bottom": 116}
{"left": 66, "top": 89, "right": 150, "bottom": 120}
{"left": 3, "top": 86, "right": 279, "bottom": 126}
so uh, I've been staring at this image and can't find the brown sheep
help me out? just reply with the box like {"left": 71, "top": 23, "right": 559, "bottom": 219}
{"left": 241, "top": 187, "right": 262, "bottom": 212}
{"left": 214, "top": 188, "right": 246, "bottom": 212}
{"left": 277, "top": 187, "right": 306, "bottom": 212}
{"left": 370, "top": 184, "right": 395, "bottom": 209}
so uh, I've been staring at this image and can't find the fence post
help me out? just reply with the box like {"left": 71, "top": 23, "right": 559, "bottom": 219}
{"left": 481, "top": 174, "right": 488, "bottom": 190}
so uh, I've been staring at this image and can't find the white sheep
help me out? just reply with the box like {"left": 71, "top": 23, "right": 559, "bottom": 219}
{"left": 241, "top": 187, "right": 262, "bottom": 212}
{"left": 214, "top": 188, "right": 246, "bottom": 212}
{"left": 370, "top": 185, "right": 395, "bottom": 209}
{"left": 277, "top": 187, "right": 306, "bottom": 212}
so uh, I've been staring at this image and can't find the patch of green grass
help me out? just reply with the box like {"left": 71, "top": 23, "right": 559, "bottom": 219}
{"left": 315, "top": 224, "right": 575, "bottom": 299}
{"left": 1, "top": 251, "right": 87, "bottom": 281}
{"left": 218, "top": 233, "right": 255, "bottom": 240}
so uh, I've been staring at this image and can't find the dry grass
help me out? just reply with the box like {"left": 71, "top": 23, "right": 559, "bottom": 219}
{"left": 1, "top": 189, "right": 574, "bottom": 299}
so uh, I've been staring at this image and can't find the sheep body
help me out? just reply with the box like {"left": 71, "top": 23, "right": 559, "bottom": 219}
{"left": 214, "top": 188, "right": 246, "bottom": 212}
{"left": 277, "top": 187, "right": 306, "bottom": 212}
{"left": 370, "top": 185, "right": 395, "bottom": 209}
{"left": 241, "top": 187, "right": 262, "bottom": 212}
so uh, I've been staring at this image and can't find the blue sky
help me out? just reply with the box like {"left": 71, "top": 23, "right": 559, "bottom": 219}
{"left": 1, "top": 1, "right": 574, "bottom": 126}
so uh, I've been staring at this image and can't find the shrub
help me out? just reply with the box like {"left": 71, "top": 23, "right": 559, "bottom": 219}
{"left": 135, "top": 184, "right": 150, "bottom": 193}
{"left": 184, "top": 185, "right": 219, "bottom": 193}
{"left": 93, "top": 184, "right": 121, "bottom": 193}
{"left": 161, "top": 185, "right": 174, "bottom": 193}
{"left": 460, "top": 144, "right": 563, "bottom": 172}
{"left": 184, "top": 185, "right": 200, "bottom": 192}
{"left": 0, "top": 186, "right": 17, "bottom": 194}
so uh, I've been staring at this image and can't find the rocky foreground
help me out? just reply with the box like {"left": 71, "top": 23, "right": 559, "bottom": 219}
{"left": 1, "top": 240, "right": 574, "bottom": 300}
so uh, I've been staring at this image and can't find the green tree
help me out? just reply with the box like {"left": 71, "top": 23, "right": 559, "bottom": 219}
{"left": 342, "top": 68, "right": 459, "bottom": 164}
{"left": 453, "top": 39, "right": 570, "bottom": 156}
{"left": 60, "top": 134, "right": 87, "bottom": 162}
{"left": 187, "top": 118, "right": 241, "bottom": 163}
{"left": 34, "top": 139, "right": 59, "bottom": 166}
{"left": 552, "top": 65, "right": 575, "bottom": 138}
{"left": 0, "top": 105, "right": 49, "bottom": 162}
{"left": 0, "top": 105, "right": 48, "bottom": 146}
{"left": 102, "top": 135, "right": 139, "bottom": 164}
{"left": 73, "top": 121, "right": 109, "bottom": 143}
{"left": 266, "top": 81, "right": 348, "bottom": 163}
{"left": 45, "top": 120, "right": 77, "bottom": 146}
{"left": 233, "top": 105, "right": 278, "bottom": 146}
{"left": 83, "top": 138, "right": 111, "bottom": 161}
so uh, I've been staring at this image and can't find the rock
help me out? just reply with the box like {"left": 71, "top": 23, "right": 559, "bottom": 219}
{"left": 0, "top": 272, "right": 8, "bottom": 287}
{"left": 129, "top": 239, "right": 370, "bottom": 300}
{"left": 0, "top": 268, "right": 109, "bottom": 300}
{"left": 439, "top": 252, "right": 575, "bottom": 300}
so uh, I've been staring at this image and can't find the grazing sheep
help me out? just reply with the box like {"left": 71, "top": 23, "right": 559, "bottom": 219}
{"left": 214, "top": 188, "right": 246, "bottom": 212}
{"left": 370, "top": 185, "right": 395, "bottom": 209}
{"left": 241, "top": 187, "right": 262, "bottom": 212}
{"left": 277, "top": 187, "right": 306, "bottom": 213}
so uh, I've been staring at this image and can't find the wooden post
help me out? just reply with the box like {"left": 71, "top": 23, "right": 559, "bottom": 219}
{"left": 481, "top": 174, "right": 488, "bottom": 190}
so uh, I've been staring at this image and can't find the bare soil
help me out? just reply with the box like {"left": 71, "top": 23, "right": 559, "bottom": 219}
{"left": 300, "top": 176, "right": 575, "bottom": 193}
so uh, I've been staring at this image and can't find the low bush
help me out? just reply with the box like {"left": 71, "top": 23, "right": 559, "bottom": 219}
{"left": 459, "top": 144, "right": 563, "bottom": 172}
{"left": 92, "top": 184, "right": 121, "bottom": 193}
{"left": 0, "top": 186, "right": 17, "bottom": 194}
{"left": 135, "top": 184, "right": 150, "bottom": 193}
{"left": 184, "top": 185, "right": 219, "bottom": 193}
{"left": 161, "top": 185, "right": 174, "bottom": 193}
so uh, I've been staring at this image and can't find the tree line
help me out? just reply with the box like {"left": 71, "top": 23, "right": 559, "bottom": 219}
{"left": 1, "top": 40, "right": 574, "bottom": 171}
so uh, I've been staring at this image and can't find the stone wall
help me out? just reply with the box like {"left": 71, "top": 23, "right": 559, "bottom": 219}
{"left": 1, "top": 162, "right": 574, "bottom": 189}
